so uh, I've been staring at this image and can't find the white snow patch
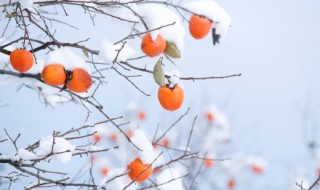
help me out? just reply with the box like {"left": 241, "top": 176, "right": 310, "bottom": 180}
{"left": 99, "top": 167, "right": 136, "bottom": 190}
{"left": 99, "top": 39, "right": 135, "bottom": 64}
{"left": 165, "top": 70, "right": 181, "bottom": 88}
{"left": 37, "top": 136, "right": 76, "bottom": 164}
{"left": 46, "top": 47, "right": 90, "bottom": 72}
{"left": 18, "top": 148, "right": 37, "bottom": 160}
{"left": 130, "top": 129, "right": 155, "bottom": 163}
{"left": 156, "top": 167, "right": 185, "bottom": 190}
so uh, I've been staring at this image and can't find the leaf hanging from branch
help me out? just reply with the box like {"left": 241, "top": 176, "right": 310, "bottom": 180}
{"left": 153, "top": 57, "right": 166, "bottom": 86}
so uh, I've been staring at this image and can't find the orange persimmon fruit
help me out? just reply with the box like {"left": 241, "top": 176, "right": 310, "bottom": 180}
{"left": 189, "top": 15, "right": 212, "bottom": 39}
{"left": 141, "top": 33, "right": 166, "bottom": 58}
{"left": 10, "top": 49, "right": 34, "bottom": 73}
{"left": 158, "top": 85, "right": 184, "bottom": 111}
{"left": 205, "top": 112, "right": 215, "bottom": 122}
{"left": 227, "top": 179, "right": 235, "bottom": 189}
{"left": 110, "top": 133, "right": 118, "bottom": 142}
{"left": 92, "top": 134, "right": 102, "bottom": 143}
{"left": 137, "top": 110, "right": 146, "bottom": 120}
{"left": 67, "top": 68, "right": 92, "bottom": 93}
{"left": 251, "top": 164, "right": 264, "bottom": 174}
{"left": 101, "top": 167, "right": 109, "bottom": 176}
{"left": 42, "top": 64, "right": 66, "bottom": 86}
{"left": 204, "top": 159, "right": 214, "bottom": 168}
{"left": 127, "top": 158, "right": 152, "bottom": 182}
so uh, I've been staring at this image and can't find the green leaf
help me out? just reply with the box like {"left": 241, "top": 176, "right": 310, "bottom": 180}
{"left": 82, "top": 49, "right": 89, "bottom": 58}
{"left": 5, "top": 14, "right": 14, "bottom": 18}
{"left": 153, "top": 57, "right": 166, "bottom": 87}
{"left": 165, "top": 41, "right": 181, "bottom": 58}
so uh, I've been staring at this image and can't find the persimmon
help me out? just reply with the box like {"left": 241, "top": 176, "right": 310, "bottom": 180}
{"left": 141, "top": 33, "right": 166, "bottom": 58}
{"left": 189, "top": 15, "right": 212, "bottom": 39}
{"left": 251, "top": 164, "right": 264, "bottom": 174}
{"left": 137, "top": 110, "right": 146, "bottom": 120}
{"left": 67, "top": 68, "right": 92, "bottom": 93}
{"left": 10, "top": 49, "right": 34, "bottom": 73}
{"left": 127, "top": 158, "right": 152, "bottom": 182}
{"left": 161, "top": 138, "right": 170, "bottom": 147}
{"left": 227, "top": 179, "right": 235, "bottom": 189}
{"left": 126, "top": 130, "right": 133, "bottom": 138}
{"left": 42, "top": 64, "right": 66, "bottom": 86}
{"left": 204, "top": 158, "right": 214, "bottom": 168}
{"left": 101, "top": 167, "right": 108, "bottom": 176}
{"left": 92, "top": 134, "right": 101, "bottom": 143}
{"left": 158, "top": 85, "right": 184, "bottom": 111}
{"left": 205, "top": 112, "right": 215, "bottom": 122}
{"left": 110, "top": 133, "right": 118, "bottom": 142}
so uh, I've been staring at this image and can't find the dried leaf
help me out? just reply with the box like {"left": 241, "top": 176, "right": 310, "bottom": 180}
{"left": 5, "top": 14, "right": 14, "bottom": 18}
{"left": 165, "top": 41, "right": 181, "bottom": 58}
{"left": 82, "top": 49, "right": 89, "bottom": 58}
{"left": 153, "top": 57, "right": 166, "bottom": 86}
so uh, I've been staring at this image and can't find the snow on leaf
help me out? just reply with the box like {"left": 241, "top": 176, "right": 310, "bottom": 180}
{"left": 156, "top": 167, "right": 186, "bottom": 190}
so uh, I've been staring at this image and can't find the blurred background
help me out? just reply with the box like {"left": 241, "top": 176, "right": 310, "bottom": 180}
{"left": 1, "top": 0, "right": 320, "bottom": 189}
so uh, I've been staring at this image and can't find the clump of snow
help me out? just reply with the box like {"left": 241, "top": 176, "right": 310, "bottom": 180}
{"left": 99, "top": 167, "right": 136, "bottom": 190}
{"left": 37, "top": 136, "right": 76, "bottom": 164}
{"left": 156, "top": 167, "right": 186, "bottom": 190}
{"left": 99, "top": 39, "right": 135, "bottom": 64}
{"left": 46, "top": 47, "right": 90, "bottom": 72}
{"left": 130, "top": 129, "right": 155, "bottom": 163}
{"left": 134, "top": 4, "right": 185, "bottom": 53}
{"left": 27, "top": 58, "right": 44, "bottom": 74}
{"left": 182, "top": 0, "right": 231, "bottom": 37}
{"left": 17, "top": 0, "right": 35, "bottom": 8}
{"left": 165, "top": 70, "right": 181, "bottom": 88}
{"left": 18, "top": 148, "right": 37, "bottom": 160}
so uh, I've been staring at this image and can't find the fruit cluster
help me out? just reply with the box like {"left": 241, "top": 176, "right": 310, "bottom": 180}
{"left": 9, "top": 49, "right": 92, "bottom": 93}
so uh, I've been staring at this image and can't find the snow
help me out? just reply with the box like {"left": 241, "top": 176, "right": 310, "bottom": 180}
{"left": 17, "top": 0, "right": 35, "bottom": 8}
{"left": 99, "top": 39, "right": 136, "bottom": 64}
{"left": 36, "top": 136, "right": 76, "bottom": 164}
{"left": 135, "top": 4, "right": 186, "bottom": 53}
{"left": 182, "top": 0, "right": 231, "bottom": 37}
{"left": 156, "top": 167, "right": 186, "bottom": 190}
{"left": 99, "top": 167, "right": 136, "bottom": 190}
{"left": 46, "top": 47, "right": 90, "bottom": 72}
{"left": 129, "top": 129, "right": 155, "bottom": 163}
{"left": 165, "top": 70, "right": 181, "bottom": 88}
{"left": 18, "top": 148, "right": 37, "bottom": 160}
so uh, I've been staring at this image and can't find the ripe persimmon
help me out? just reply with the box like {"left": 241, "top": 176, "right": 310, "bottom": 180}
{"left": 204, "top": 158, "right": 214, "bottom": 168}
{"left": 251, "top": 164, "right": 264, "bottom": 174}
{"left": 227, "top": 179, "right": 235, "bottom": 189}
{"left": 67, "top": 68, "right": 92, "bottom": 93}
{"left": 158, "top": 85, "right": 184, "bottom": 111}
{"left": 92, "top": 134, "right": 101, "bottom": 143}
{"left": 101, "top": 167, "right": 108, "bottom": 176}
{"left": 205, "top": 112, "right": 215, "bottom": 122}
{"left": 161, "top": 138, "right": 170, "bottom": 147}
{"left": 42, "top": 64, "right": 66, "bottom": 86}
{"left": 189, "top": 15, "right": 212, "bottom": 39}
{"left": 141, "top": 33, "right": 166, "bottom": 58}
{"left": 137, "top": 110, "right": 146, "bottom": 120}
{"left": 110, "top": 133, "right": 118, "bottom": 142}
{"left": 127, "top": 158, "right": 152, "bottom": 182}
{"left": 10, "top": 49, "right": 34, "bottom": 73}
